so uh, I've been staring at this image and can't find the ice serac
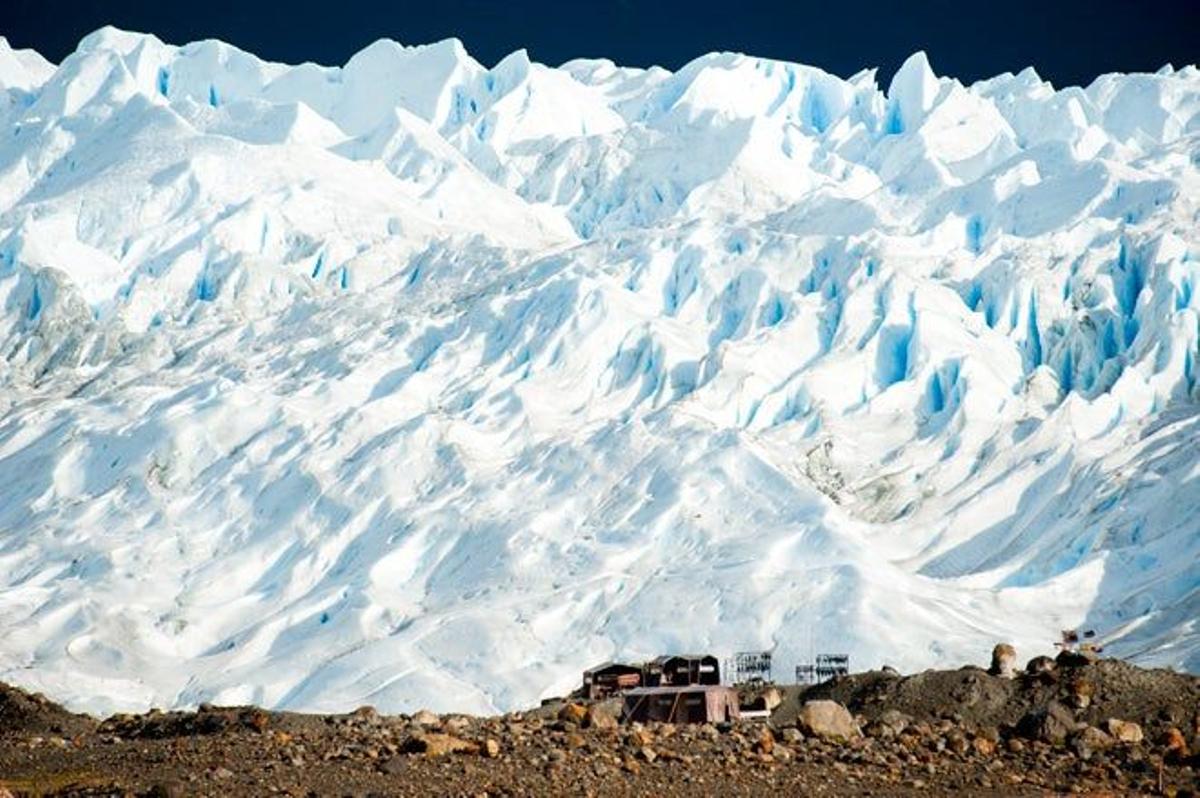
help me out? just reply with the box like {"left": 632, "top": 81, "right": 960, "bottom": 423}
{"left": 886, "top": 51, "right": 941, "bottom": 134}
{"left": 0, "top": 29, "right": 1197, "bottom": 717}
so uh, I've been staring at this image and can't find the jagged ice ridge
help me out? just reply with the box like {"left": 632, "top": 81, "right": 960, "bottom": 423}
{"left": 0, "top": 28, "right": 1197, "bottom": 715}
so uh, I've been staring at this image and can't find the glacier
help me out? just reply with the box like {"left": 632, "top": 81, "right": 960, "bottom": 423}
{"left": 0, "top": 27, "right": 1197, "bottom": 716}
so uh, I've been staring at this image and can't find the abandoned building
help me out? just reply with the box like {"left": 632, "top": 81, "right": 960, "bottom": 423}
{"left": 621, "top": 685, "right": 741, "bottom": 724}
{"left": 581, "top": 661, "right": 643, "bottom": 700}
{"left": 643, "top": 654, "right": 721, "bottom": 687}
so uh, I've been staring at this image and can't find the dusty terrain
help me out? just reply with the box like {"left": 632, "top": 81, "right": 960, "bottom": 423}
{"left": 2, "top": 655, "right": 1198, "bottom": 796}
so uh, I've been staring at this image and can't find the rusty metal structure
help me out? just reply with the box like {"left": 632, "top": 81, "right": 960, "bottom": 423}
{"left": 794, "top": 663, "right": 817, "bottom": 685}
{"left": 620, "top": 685, "right": 741, "bottom": 724}
{"left": 815, "top": 653, "right": 850, "bottom": 681}
{"left": 581, "top": 661, "right": 643, "bottom": 700}
{"left": 733, "top": 650, "right": 773, "bottom": 684}
{"left": 643, "top": 654, "right": 720, "bottom": 687}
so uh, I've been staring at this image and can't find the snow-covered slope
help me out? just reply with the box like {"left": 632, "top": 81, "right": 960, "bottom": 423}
{"left": 0, "top": 28, "right": 1197, "bottom": 716}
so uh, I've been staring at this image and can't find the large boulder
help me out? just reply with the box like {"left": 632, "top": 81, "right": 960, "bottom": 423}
{"left": 865, "top": 709, "right": 912, "bottom": 740}
{"left": 584, "top": 703, "right": 618, "bottom": 730}
{"left": 1025, "top": 655, "right": 1055, "bottom": 675}
{"left": 796, "top": 700, "right": 861, "bottom": 742}
{"left": 1069, "top": 726, "right": 1114, "bottom": 760}
{"left": 1016, "top": 701, "right": 1076, "bottom": 745}
{"left": 988, "top": 644, "right": 1017, "bottom": 678}
{"left": 558, "top": 703, "right": 587, "bottom": 725}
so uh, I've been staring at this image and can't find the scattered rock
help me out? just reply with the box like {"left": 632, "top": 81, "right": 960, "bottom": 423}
{"left": 1068, "top": 677, "right": 1095, "bottom": 709}
{"left": 1056, "top": 649, "right": 1097, "bottom": 668}
{"left": 584, "top": 704, "right": 617, "bottom": 731}
{"left": 627, "top": 727, "right": 654, "bottom": 748}
{"left": 1163, "top": 727, "right": 1189, "bottom": 758}
{"left": 989, "top": 644, "right": 1017, "bottom": 679}
{"left": 755, "top": 727, "right": 774, "bottom": 755}
{"left": 558, "top": 703, "right": 587, "bottom": 725}
{"left": 873, "top": 709, "right": 912, "bottom": 739}
{"left": 483, "top": 738, "right": 501, "bottom": 758}
{"left": 1070, "top": 726, "right": 1113, "bottom": 759}
{"left": 1025, "top": 655, "right": 1056, "bottom": 675}
{"left": 1017, "top": 701, "right": 1076, "bottom": 745}
{"left": 971, "top": 736, "right": 996, "bottom": 757}
{"left": 245, "top": 709, "right": 270, "bottom": 733}
{"left": 411, "top": 709, "right": 439, "bottom": 727}
{"left": 378, "top": 756, "right": 406, "bottom": 775}
{"left": 796, "top": 700, "right": 861, "bottom": 742}
{"left": 1105, "top": 718, "right": 1144, "bottom": 744}
{"left": 401, "top": 732, "right": 479, "bottom": 757}
{"left": 145, "top": 783, "right": 181, "bottom": 798}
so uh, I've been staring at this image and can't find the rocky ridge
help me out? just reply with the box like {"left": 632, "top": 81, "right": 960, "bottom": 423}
{"left": 1, "top": 653, "right": 1197, "bottom": 796}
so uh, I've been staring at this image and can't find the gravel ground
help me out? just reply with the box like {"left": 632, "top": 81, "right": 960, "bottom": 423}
{"left": 2, "top": 655, "right": 1198, "bottom": 797}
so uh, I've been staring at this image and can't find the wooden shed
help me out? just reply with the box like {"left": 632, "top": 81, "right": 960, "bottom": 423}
{"left": 581, "top": 661, "right": 643, "bottom": 700}
{"left": 643, "top": 654, "right": 720, "bottom": 687}
{"left": 621, "top": 685, "right": 741, "bottom": 724}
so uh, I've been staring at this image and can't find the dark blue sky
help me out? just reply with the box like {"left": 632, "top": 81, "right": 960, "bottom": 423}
{"left": 4, "top": 0, "right": 1198, "bottom": 88}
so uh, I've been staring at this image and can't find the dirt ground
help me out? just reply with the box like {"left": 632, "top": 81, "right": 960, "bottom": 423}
{"left": 2, "top": 655, "right": 1198, "bottom": 796}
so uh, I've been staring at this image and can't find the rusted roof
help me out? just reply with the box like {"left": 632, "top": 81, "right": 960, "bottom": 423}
{"left": 624, "top": 685, "right": 733, "bottom": 696}
{"left": 649, "top": 654, "right": 716, "bottom": 665}
{"left": 584, "top": 661, "right": 641, "bottom": 675}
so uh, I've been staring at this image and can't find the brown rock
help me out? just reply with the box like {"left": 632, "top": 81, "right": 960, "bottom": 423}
{"left": 1055, "top": 649, "right": 1096, "bottom": 668}
{"left": 1025, "top": 655, "right": 1056, "bottom": 675}
{"left": 584, "top": 704, "right": 617, "bottom": 731}
{"left": 946, "top": 731, "right": 969, "bottom": 755}
{"left": 1070, "top": 726, "right": 1113, "bottom": 759}
{"left": 971, "top": 736, "right": 996, "bottom": 757}
{"left": 483, "top": 738, "right": 501, "bottom": 758}
{"left": 627, "top": 727, "right": 654, "bottom": 748}
{"left": 1163, "top": 727, "right": 1188, "bottom": 757}
{"left": 411, "top": 709, "right": 439, "bottom": 727}
{"left": 989, "top": 643, "right": 1017, "bottom": 678}
{"left": 566, "top": 732, "right": 586, "bottom": 749}
{"left": 796, "top": 700, "right": 861, "bottom": 742}
{"left": 1105, "top": 718, "right": 1144, "bottom": 744}
{"left": 1016, "top": 701, "right": 1075, "bottom": 744}
{"left": 780, "top": 727, "right": 804, "bottom": 744}
{"left": 401, "top": 732, "right": 479, "bottom": 757}
{"left": 1068, "top": 677, "right": 1094, "bottom": 709}
{"left": 638, "top": 745, "right": 657, "bottom": 762}
{"left": 244, "top": 709, "right": 270, "bottom": 732}
{"left": 558, "top": 703, "right": 587, "bottom": 725}
{"left": 756, "top": 727, "right": 775, "bottom": 755}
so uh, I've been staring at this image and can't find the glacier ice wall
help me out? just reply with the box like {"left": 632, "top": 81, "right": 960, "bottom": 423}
{"left": 0, "top": 29, "right": 1197, "bottom": 714}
